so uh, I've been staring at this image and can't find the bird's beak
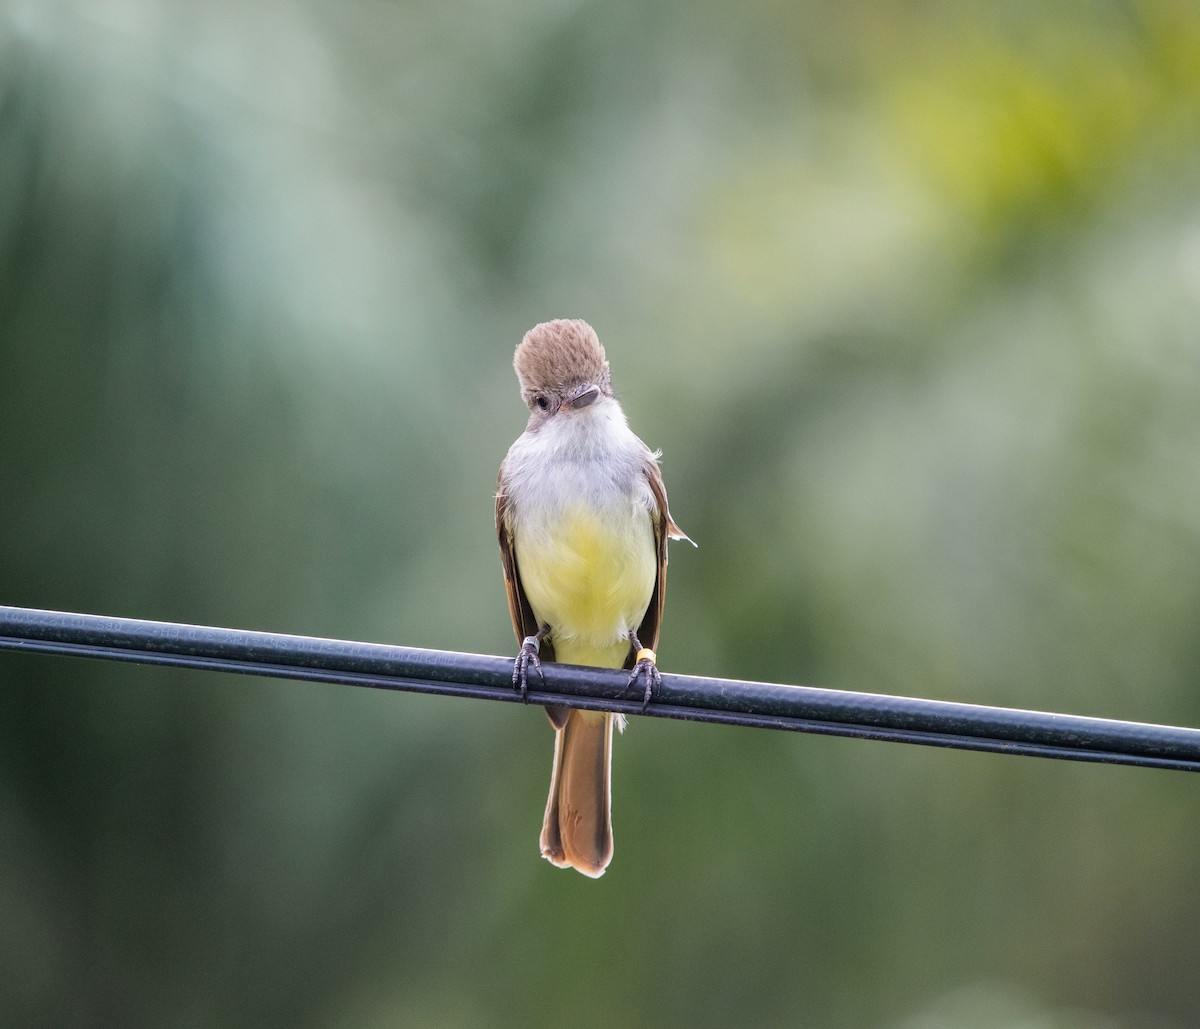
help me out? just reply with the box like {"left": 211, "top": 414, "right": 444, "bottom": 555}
{"left": 565, "top": 384, "right": 601, "bottom": 410}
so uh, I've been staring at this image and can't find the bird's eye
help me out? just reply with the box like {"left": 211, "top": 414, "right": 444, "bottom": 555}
{"left": 534, "top": 394, "right": 550, "bottom": 411}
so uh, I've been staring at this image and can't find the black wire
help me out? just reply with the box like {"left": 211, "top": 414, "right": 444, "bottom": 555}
{"left": 2, "top": 604, "right": 1199, "bottom": 772}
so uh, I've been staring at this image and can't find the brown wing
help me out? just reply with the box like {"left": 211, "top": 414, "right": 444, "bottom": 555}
{"left": 628, "top": 454, "right": 690, "bottom": 668}
{"left": 496, "top": 463, "right": 556, "bottom": 662}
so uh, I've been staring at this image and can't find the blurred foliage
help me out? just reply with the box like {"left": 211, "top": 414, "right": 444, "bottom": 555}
{"left": 2, "top": 0, "right": 1200, "bottom": 1026}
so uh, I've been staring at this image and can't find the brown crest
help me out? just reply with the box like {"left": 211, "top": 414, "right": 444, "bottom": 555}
{"left": 513, "top": 319, "right": 612, "bottom": 405}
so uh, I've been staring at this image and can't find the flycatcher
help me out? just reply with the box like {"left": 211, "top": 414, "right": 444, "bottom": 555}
{"left": 496, "top": 319, "right": 689, "bottom": 878}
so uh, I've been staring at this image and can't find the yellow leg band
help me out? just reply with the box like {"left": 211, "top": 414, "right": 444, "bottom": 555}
{"left": 635, "top": 648, "right": 656, "bottom": 665}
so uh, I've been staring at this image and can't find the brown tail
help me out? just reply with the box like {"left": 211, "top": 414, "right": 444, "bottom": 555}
{"left": 539, "top": 710, "right": 614, "bottom": 878}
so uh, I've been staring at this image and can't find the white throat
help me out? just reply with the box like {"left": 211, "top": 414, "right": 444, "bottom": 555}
{"left": 502, "top": 397, "right": 654, "bottom": 521}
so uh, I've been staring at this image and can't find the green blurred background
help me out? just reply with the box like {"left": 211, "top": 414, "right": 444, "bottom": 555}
{"left": 3, "top": 0, "right": 1200, "bottom": 1025}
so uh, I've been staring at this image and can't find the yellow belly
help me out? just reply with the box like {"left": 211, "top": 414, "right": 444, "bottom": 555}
{"left": 517, "top": 505, "right": 656, "bottom": 669}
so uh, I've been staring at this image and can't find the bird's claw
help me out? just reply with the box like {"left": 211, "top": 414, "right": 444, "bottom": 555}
{"left": 513, "top": 634, "right": 544, "bottom": 701}
{"left": 629, "top": 654, "right": 661, "bottom": 712}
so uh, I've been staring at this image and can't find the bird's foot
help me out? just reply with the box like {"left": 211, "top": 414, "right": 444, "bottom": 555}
{"left": 628, "top": 647, "right": 661, "bottom": 712}
{"left": 512, "top": 634, "right": 545, "bottom": 701}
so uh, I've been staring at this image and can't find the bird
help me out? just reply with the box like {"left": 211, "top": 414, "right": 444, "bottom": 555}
{"left": 496, "top": 318, "right": 689, "bottom": 877}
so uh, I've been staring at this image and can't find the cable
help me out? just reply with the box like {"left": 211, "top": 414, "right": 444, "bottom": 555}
{"left": 2, "top": 604, "right": 1198, "bottom": 772}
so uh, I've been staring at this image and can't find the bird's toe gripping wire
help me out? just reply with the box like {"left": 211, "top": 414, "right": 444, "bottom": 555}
{"left": 628, "top": 635, "right": 661, "bottom": 711}
{"left": 512, "top": 625, "right": 550, "bottom": 701}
